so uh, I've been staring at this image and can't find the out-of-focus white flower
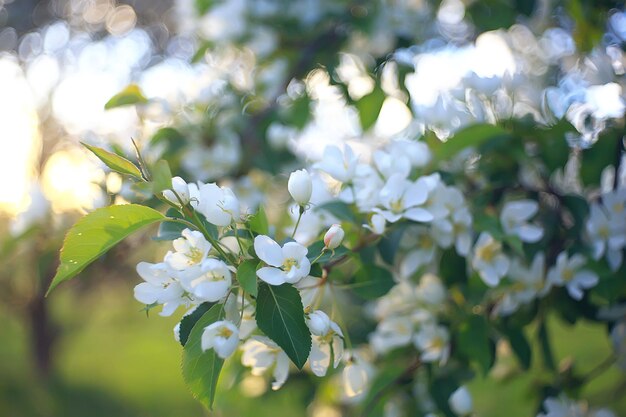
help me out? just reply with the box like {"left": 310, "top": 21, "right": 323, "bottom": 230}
{"left": 386, "top": 139, "right": 431, "bottom": 168}
{"left": 241, "top": 336, "right": 290, "bottom": 390}
{"left": 586, "top": 202, "right": 625, "bottom": 271}
{"left": 178, "top": 258, "right": 232, "bottom": 302}
{"left": 498, "top": 254, "right": 548, "bottom": 316}
{"left": 400, "top": 227, "right": 438, "bottom": 279}
{"left": 364, "top": 213, "right": 386, "bottom": 235}
{"left": 374, "top": 173, "right": 433, "bottom": 223}
{"left": 288, "top": 169, "right": 313, "bottom": 206}
{"left": 537, "top": 395, "right": 616, "bottom": 417}
{"left": 134, "top": 262, "right": 186, "bottom": 317}
{"left": 254, "top": 235, "right": 311, "bottom": 285}
{"left": 370, "top": 316, "right": 414, "bottom": 354}
{"left": 201, "top": 320, "right": 239, "bottom": 359}
{"left": 547, "top": 252, "right": 598, "bottom": 300}
{"left": 448, "top": 386, "right": 473, "bottom": 416}
{"left": 472, "top": 232, "right": 510, "bottom": 287}
{"left": 341, "top": 354, "right": 375, "bottom": 403}
{"left": 163, "top": 176, "right": 191, "bottom": 205}
{"left": 307, "top": 311, "right": 344, "bottom": 377}
{"left": 164, "top": 229, "right": 212, "bottom": 270}
{"left": 324, "top": 224, "right": 345, "bottom": 249}
{"left": 500, "top": 200, "right": 544, "bottom": 243}
{"left": 413, "top": 323, "right": 450, "bottom": 364}
{"left": 314, "top": 144, "right": 359, "bottom": 183}
{"left": 195, "top": 183, "right": 240, "bottom": 226}
{"left": 415, "top": 274, "right": 446, "bottom": 306}
{"left": 373, "top": 149, "right": 411, "bottom": 179}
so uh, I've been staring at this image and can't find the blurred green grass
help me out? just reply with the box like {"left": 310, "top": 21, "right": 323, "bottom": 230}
{"left": 1, "top": 281, "right": 625, "bottom": 417}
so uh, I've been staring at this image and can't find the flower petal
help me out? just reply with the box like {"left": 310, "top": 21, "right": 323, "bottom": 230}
{"left": 257, "top": 267, "right": 286, "bottom": 285}
{"left": 254, "top": 235, "right": 284, "bottom": 267}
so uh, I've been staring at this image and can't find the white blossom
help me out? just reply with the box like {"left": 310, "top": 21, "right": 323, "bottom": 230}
{"left": 163, "top": 176, "right": 191, "bottom": 205}
{"left": 314, "top": 144, "right": 359, "bottom": 183}
{"left": 288, "top": 169, "right": 313, "bottom": 206}
{"left": 201, "top": 320, "right": 239, "bottom": 359}
{"left": 195, "top": 183, "right": 241, "bottom": 226}
{"left": 178, "top": 258, "right": 232, "bottom": 303}
{"left": 547, "top": 252, "right": 598, "bottom": 300}
{"left": 413, "top": 323, "right": 450, "bottom": 364}
{"left": 449, "top": 386, "right": 473, "bottom": 416}
{"left": 254, "top": 235, "right": 311, "bottom": 285}
{"left": 500, "top": 200, "right": 544, "bottom": 243}
{"left": 133, "top": 262, "right": 186, "bottom": 317}
{"left": 374, "top": 173, "right": 433, "bottom": 223}
{"left": 306, "top": 311, "right": 344, "bottom": 377}
{"left": 164, "top": 229, "right": 212, "bottom": 271}
{"left": 472, "top": 232, "right": 510, "bottom": 287}
{"left": 498, "top": 254, "right": 548, "bottom": 316}
{"left": 241, "top": 336, "right": 290, "bottom": 390}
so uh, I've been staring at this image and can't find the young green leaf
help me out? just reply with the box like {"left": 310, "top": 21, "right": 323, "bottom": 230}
{"left": 256, "top": 283, "right": 311, "bottom": 369}
{"left": 248, "top": 205, "right": 269, "bottom": 235}
{"left": 504, "top": 327, "right": 532, "bottom": 369}
{"left": 356, "top": 85, "right": 386, "bottom": 131}
{"left": 456, "top": 315, "right": 495, "bottom": 376}
{"left": 182, "top": 303, "right": 225, "bottom": 410}
{"left": 47, "top": 204, "right": 165, "bottom": 295}
{"left": 82, "top": 142, "right": 143, "bottom": 179}
{"left": 237, "top": 260, "right": 259, "bottom": 297}
{"left": 104, "top": 84, "right": 148, "bottom": 109}
{"left": 152, "top": 160, "right": 173, "bottom": 193}
{"left": 178, "top": 302, "right": 215, "bottom": 346}
{"left": 432, "top": 124, "right": 512, "bottom": 162}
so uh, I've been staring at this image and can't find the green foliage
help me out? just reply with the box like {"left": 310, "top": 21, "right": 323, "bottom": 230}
{"left": 456, "top": 315, "right": 495, "bottom": 376}
{"left": 47, "top": 204, "right": 165, "bottom": 295}
{"left": 355, "top": 85, "right": 386, "bottom": 131}
{"left": 581, "top": 130, "right": 623, "bottom": 186}
{"left": 151, "top": 160, "right": 173, "bottom": 193}
{"left": 104, "top": 84, "right": 148, "bottom": 109}
{"left": 256, "top": 283, "right": 311, "bottom": 369}
{"left": 247, "top": 205, "right": 269, "bottom": 236}
{"left": 307, "top": 241, "right": 349, "bottom": 265}
{"left": 237, "top": 260, "right": 259, "bottom": 297}
{"left": 155, "top": 208, "right": 187, "bottom": 241}
{"left": 178, "top": 302, "right": 215, "bottom": 346}
{"left": 181, "top": 303, "right": 225, "bottom": 410}
{"left": 503, "top": 327, "right": 532, "bottom": 369}
{"left": 351, "top": 264, "right": 394, "bottom": 300}
{"left": 82, "top": 143, "right": 143, "bottom": 179}
{"left": 429, "top": 124, "right": 512, "bottom": 162}
{"left": 315, "top": 201, "right": 358, "bottom": 223}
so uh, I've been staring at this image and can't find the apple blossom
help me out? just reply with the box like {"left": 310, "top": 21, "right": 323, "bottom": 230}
{"left": 472, "top": 232, "right": 510, "bottom": 287}
{"left": 288, "top": 169, "right": 313, "bottom": 206}
{"left": 547, "top": 252, "right": 598, "bottom": 300}
{"left": 241, "top": 336, "right": 290, "bottom": 390}
{"left": 178, "top": 258, "right": 232, "bottom": 302}
{"left": 313, "top": 144, "right": 359, "bottom": 183}
{"left": 307, "top": 311, "right": 344, "bottom": 377}
{"left": 323, "top": 224, "right": 344, "bottom": 250}
{"left": 163, "top": 176, "right": 191, "bottom": 205}
{"left": 195, "top": 182, "right": 241, "bottom": 226}
{"left": 500, "top": 200, "right": 544, "bottom": 243}
{"left": 449, "top": 386, "right": 473, "bottom": 416}
{"left": 413, "top": 323, "right": 450, "bottom": 364}
{"left": 164, "top": 229, "right": 212, "bottom": 270}
{"left": 254, "top": 235, "right": 311, "bottom": 284}
{"left": 201, "top": 320, "right": 240, "bottom": 359}
{"left": 374, "top": 173, "right": 434, "bottom": 223}
{"left": 133, "top": 262, "right": 187, "bottom": 317}
{"left": 498, "top": 254, "right": 548, "bottom": 316}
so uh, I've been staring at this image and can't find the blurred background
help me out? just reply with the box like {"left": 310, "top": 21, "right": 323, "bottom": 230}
{"left": 1, "top": 0, "right": 626, "bottom": 416}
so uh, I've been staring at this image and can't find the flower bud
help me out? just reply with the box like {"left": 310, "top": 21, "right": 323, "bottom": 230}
{"left": 366, "top": 214, "right": 385, "bottom": 235}
{"left": 288, "top": 169, "right": 312, "bottom": 206}
{"left": 306, "top": 310, "right": 331, "bottom": 336}
{"left": 324, "top": 224, "right": 345, "bottom": 250}
{"left": 163, "top": 176, "right": 190, "bottom": 205}
{"left": 448, "top": 386, "right": 473, "bottom": 416}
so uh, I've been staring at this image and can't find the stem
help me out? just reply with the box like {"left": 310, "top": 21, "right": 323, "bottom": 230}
{"left": 131, "top": 137, "right": 151, "bottom": 181}
{"left": 291, "top": 206, "right": 304, "bottom": 239}
{"left": 579, "top": 355, "right": 616, "bottom": 385}
{"left": 310, "top": 248, "right": 328, "bottom": 265}
{"left": 234, "top": 223, "right": 245, "bottom": 256}
{"left": 537, "top": 316, "right": 556, "bottom": 372}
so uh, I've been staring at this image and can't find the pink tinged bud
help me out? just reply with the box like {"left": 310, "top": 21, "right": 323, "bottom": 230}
{"left": 324, "top": 224, "right": 345, "bottom": 249}
{"left": 288, "top": 169, "right": 312, "bottom": 206}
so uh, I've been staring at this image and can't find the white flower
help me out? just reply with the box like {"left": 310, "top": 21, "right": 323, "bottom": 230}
{"left": 201, "top": 320, "right": 239, "bottom": 359}
{"left": 498, "top": 254, "right": 548, "bottom": 316}
{"left": 241, "top": 336, "right": 290, "bottom": 390}
{"left": 386, "top": 139, "right": 431, "bottom": 168}
{"left": 413, "top": 323, "right": 450, "bottom": 364}
{"left": 448, "top": 386, "right": 473, "bottom": 416}
{"left": 399, "top": 228, "right": 437, "bottom": 279}
{"left": 314, "top": 144, "right": 359, "bottom": 183}
{"left": 195, "top": 183, "right": 240, "bottom": 226}
{"left": 500, "top": 200, "right": 544, "bottom": 243}
{"left": 164, "top": 229, "right": 212, "bottom": 270}
{"left": 547, "top": 252, "right": 598, "bottom": 300}
{"left": 178, "top": 258, "right": 232, "bottom": 302}
{"left": 364, "top": 213, "right": 386, "bottom": 235}
{"left": 133, "top": 262, "right": 186, "bottom": 317}
{"left": 341, "top": 354, "right": 375, "bottom": 403}
{"left": 324, "top": 224, "right": 345, "bottom": 249}
{"left": 587, "top": 202, "right": 626, "bottom": 271}
{"left": 602, "top": 189, "right": 626, "bottom": 222}
{"left": 370, "top": 316, "right": 414, "bottom": 354}
{"left": 307, "top": 310, "right": 332, "bottom": 336}
{"left": 163, "top": 176, "right": 190, "bottom": 205}
{"left": 288, "top": 169, "right": 313, "bottom": 206}
{"left": 307, "top": 313, "right": 344, "bottom": 377}
{"left": 254, "top": 235, "right": 311, "bottom": 285}
{"left": 373, "top": 149, "right": 411, "bottom": 179}
{"left": 374, "top": 173, "right": 433, "bottom": 223}
{"left": 472, "top": 232, "right": 510, "bottom": 287}
{"left": 415, "top": 274, "right": 446, "bottom": 306}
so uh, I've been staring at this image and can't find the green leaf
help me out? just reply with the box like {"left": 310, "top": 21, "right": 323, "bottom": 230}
{"left": 256, "top": 283, "right": 311, "bottom": 369}
{"left": 182, "top": 303, "right": 225, "bottom": 410}
{"left": 315, "top": 201, "right": 357, "bottom": 223}
{"left": 456, "top": 315, "right": 494, "bottom": 376}
{"left": 439, "top": 248, "right": 468, "bottom": 285}
{"left": 504, "top": 327, "right": 532, "bottom": 369}
{"left": 248, "top": 205, "right": 269, "bottom": 235}
{"left": 352, "top": 264, "right": 394, "bottom": 300}
{"left": 432, "top": 124, "right": 512, "bottom": 162}
{"left": 155, "top": 208, "right": 186, "bottom": 241}
{"left": 307, "top": 241, "right": 349, "bottom": 265}
{"left": 360, "top": 363, "right": 406, "bottom": 415}
{"left": 377, "top": 228, "right": 406, "bottom": 265}
{"left": 355, "top": 85, "right": 385, "bottom": 131}
{"left": 47, "top": 204, "right": 165, "bottom": 295}
{"left": 152, "top": 160, "right": 173, "bottom": 193}
{"left": 104, "top": 84, "right": 148, "bottom": 109}
{"left": 561, "top": 194, "right": 589, "bottom": 238}
{"left": 178, "top": 302, "right": 214, "bottom": 346}
{"left": 82, "top": 142, "right": 143, "bottom": 179}
{"left": 581, "top": 130, "right": 623, "bottom": 186}
{"left": 237, "top": 260, "right": 258, "bottom": 297}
